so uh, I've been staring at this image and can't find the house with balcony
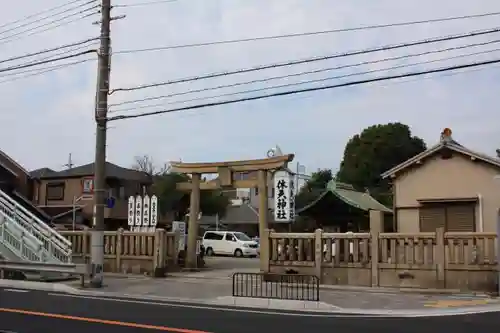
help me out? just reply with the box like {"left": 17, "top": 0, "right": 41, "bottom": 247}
{"left": 30, "top": 162, "right": 152, "bottom": 230}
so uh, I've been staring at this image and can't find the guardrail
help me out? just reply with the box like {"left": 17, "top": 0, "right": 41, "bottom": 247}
{"left": 0, "top": 260, "right": 89, "bottom": 287}
{"left": 232, "top": 272, "right": 320, "bottom": 301}
{"left": 0, "top": 188, "right": 72, "bottom": 262}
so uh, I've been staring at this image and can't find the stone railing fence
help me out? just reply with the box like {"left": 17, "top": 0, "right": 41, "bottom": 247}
{"left": 60, "top": 228, "right": 180, "bottom": 276}
{"left": 261, "top": 211, "right": 498, "bottom": 292}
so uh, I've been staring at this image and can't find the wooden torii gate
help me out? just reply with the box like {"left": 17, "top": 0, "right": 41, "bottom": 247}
{"left": 170, "top": 154, "right": 294, "bottom": 270}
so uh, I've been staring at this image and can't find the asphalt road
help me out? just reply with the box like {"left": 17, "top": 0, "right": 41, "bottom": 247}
{"left": 203, "top": 256, "right": 259, "bottom": 271}
{"left": 0, "top": 287, "right": 499, "bottom": 333}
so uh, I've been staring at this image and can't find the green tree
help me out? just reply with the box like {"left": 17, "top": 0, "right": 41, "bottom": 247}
{"left": 336, "top": 122, "right": 426, "bottom": 204}
{"left": 153, "top": 172, "right": 230, "bottom": 220}
{"left": 295, "top": 168, "right": 334, "bottom": 208}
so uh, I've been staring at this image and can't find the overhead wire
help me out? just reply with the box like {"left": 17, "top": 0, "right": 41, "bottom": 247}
{"left": 114, "top": 10, "right": 500, "bottom": 54}
{"left": 0, "top": 37, "right": 99, "bottom": 65}
{"left": 114, "top": 0, "right": 178, "bottom": 7}
{"left": 0, "top": 0, "right": 97, "bottom": 36}
{"left": 109, "top": 39, "right": 500, "bottom": 109}
{"left": 107, "top": 58, "right": 500, "bottom": 122}
{"left": 0, "top": 5, "right": 100, "bottom": 46}
{"left": 0, "top": 50, "right": 96, "bottom": 74}
{"left": 0, "top": 58, "right": 95, "bottom": 85}
{"left": 109, "top": 46, "right": 500, "bottom": 113}
{"left": 19, "top": 41, "right": 100, "bottom": 66}
{"left": 0, "top": 13, "right": 99, "bottom": 48}
{"left": 0, "top": 0, "right": 92, "bottom": 30}
{"left": 110, "top": 27, "right": 500, "bottom": 94}
{"left": 0, "top": 57, "right": 95, "bottom": 79}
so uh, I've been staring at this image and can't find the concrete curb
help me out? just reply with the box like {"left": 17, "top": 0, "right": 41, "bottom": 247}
{"left": 69, "top": 290, "right": 500, "bottom": 317}
{"left": 163, "top": 274, "right": 492, "bottom": 297}
{"left": 0, "top": 279, "right": 81, "bottom": 294}
{"left": 2, "top": 280, "right": 499, "bottom": 317}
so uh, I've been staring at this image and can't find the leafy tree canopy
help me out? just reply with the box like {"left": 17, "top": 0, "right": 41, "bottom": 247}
{"left": 336, "top": 122, "right": 427, "bottom": 203}
{"left": 295, "top": 168, "right": 334, "bottom": 209}
{"left": 132, "top": 156, "right": 230, "bottom": 220}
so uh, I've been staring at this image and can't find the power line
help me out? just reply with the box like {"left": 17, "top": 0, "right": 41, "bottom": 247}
{"left": 109, "top": 46, "right": 500, "bottom": 113}
{"left": 0, "top": 50, "right": 96, "bottom": 74}
{"left": 0, "top": 58, "right": 95, "bottom": 79}
{"left": 114, "top": 0, "right": 178, "bottom": 7}
{"left": 0, "top": 12, "right": 99, "bottom": 47}
{"left": 109, "top": 39, "right": 500, "bottom": 108}
{"left": 110, "top": 27, "right": 500, "bottom": 94}
{"left": 114, "top": 10, "right": 500, "bottom": 55}
{"left": 0, "top": 6, "right": 99, "bottom": 45}
{"left": 107, "top": 58, "right": 500, "bottom": 122}
{"left": 0, "top": 59, "right": 95, "bottom": 84}
{"left": 0, "top": 0, "right": 92, "bottom": 30}
{"left": 0, "top": 37, "right": 99, "bottom": 65}
{"left": 0, "top": 0, "right": 97, "bottom": 36}
{"left": 21, "top": 42, "right": 100, "bottom": 66}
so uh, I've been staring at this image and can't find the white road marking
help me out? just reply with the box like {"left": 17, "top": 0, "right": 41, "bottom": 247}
{"left": 2, "top": 288, "right": 30, "bottom": 293}
{"left": 45, "top": 292, "right": 500, "bottom": 318}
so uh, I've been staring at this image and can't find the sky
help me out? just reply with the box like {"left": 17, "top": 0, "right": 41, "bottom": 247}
{"left": 1, "top": 0, "right": 499, "bottom": 176}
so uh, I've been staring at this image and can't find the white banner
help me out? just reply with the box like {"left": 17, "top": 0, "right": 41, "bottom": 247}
{"left": 274, "top": 170, "right": 292, "bottom": 222}
{"left": 142, "top": 195, "right": 150, "bottom": 227}
{"left": 134, "top": 195, "right": 143, "bottom": 226}
{"left": 127, "top": 196, "right": 135, "bottom": 226}
{"left": 150, "top": 195, "right": 158, "bottom": 227}
{"left": 128, "top": 195, "right": 160, "bottom": 232}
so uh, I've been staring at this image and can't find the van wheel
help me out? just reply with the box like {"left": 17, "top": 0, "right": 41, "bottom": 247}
{"left": 234, "top": 249, "right": 243, "bottom": 257}
{"left": 206, "top": 247, "right": 214, "bottom": 256}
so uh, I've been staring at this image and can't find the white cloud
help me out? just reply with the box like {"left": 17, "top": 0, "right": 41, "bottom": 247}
{"left": 1, "top": 0, "right": 499, "bottom": 174}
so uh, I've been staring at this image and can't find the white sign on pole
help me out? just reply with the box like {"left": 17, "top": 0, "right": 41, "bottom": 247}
{"left": 274, "top": 170, "right": 292, "bottom": 222}
{"left": 150, "top": 195, "right": 158, "bottom": 232}
{"left": 289, "top": 176, "right": 296, "bottom": 221}
{"left": 127, "top": 196, "right": 135, "bottom": 229}
{"left": 142, "top": 195, "right": 150, "bottom": 232}
{"left": 172, "top": 221, "right": 186, "bottom": 251}
{"left": 134, "top": 195, "right": 143, "bottom": 231}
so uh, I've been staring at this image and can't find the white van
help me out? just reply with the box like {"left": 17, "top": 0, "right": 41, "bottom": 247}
{"left": 202, "top": 231, "right": 259, "bottom": 257}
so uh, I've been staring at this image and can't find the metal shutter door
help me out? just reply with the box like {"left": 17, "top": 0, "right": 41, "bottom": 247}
{"left": 445, "top": 204, "right": 475, "bottom": 232}
{"left": 419, "top": 206, "right": 446, "bottom": 232}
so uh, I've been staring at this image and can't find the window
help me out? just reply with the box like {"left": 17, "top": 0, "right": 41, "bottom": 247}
{"left": 46, "top": 182, "right": 65, "bottom": 201}
{"left": 254, "top": 187, "right": 259, "bottom": 196}
{"left": 225, "top": 233, "right": 236, "bottom": 242}
{"left": 119, "top": 186, "right": 125, "bottom": 199}
{"left": 204, "top": 232, "right": 224, "bottom": 240}
{"left": 234, "top": 232, "right": 251, "bottom": 241}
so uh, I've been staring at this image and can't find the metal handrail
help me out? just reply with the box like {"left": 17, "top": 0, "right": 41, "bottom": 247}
{"left": 0, "top": 216, "right": 43, "bottom": 262}
{"left": 0, "top": 189, "right": 71, "bottom": 252}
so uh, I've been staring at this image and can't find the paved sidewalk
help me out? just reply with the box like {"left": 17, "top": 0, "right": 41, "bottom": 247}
{"left": 64, "top": 275, "right": 500, "bottom": 312}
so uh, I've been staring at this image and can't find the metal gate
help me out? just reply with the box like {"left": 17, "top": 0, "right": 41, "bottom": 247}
{"left": 232, "top": 272, "right": 319, "bottom": 301}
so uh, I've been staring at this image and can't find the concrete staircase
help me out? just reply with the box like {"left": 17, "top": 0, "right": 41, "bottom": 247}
{"left": 0, "top": 188, "right": 72, "bottom": 266}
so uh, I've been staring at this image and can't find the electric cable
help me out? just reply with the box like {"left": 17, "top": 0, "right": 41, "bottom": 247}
{"left": 114, "top": 0, "right": 178, "bottom": 7}
{"left": 109, "top": 39, "right": 500, "bottom": 108}
{"left": 110, "top": 27, "right": 500, "bottom": 94}
{"left": 0, "top": 6, "right": 99, "bottom": 45}
{"left": 115, "top": 10, "right": 500, "bottom": 54}
{"left": 0, "top": 50, "right": 96, "bottom": 74}
{"left": 0, "top": 0, "right": 93, "bottom": 30}
{"left": 0, "top": 0, "right": 97, "bottom": 36}
{"left": 0, "top": 37, "right": 99, "bottom": 65}
{"left": 0, "top": 58, "right": 95, "bottom": 79}
{"left": 107, "top": 58, "right": 500, "bottom": 122}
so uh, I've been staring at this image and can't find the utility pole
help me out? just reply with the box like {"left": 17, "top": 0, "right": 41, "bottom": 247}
{"left": 90, "top": 0, "right": 112, "bottom": 288}
{"left": 63, "top": 153, "right": 74, "bottom": 169}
